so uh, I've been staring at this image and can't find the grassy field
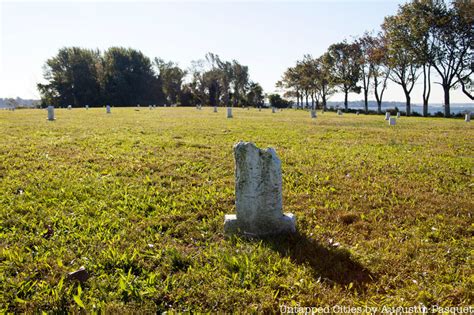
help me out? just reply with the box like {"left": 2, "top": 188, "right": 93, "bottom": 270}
{"left": 1, "top": 107, "right": 473, "bottom": 312}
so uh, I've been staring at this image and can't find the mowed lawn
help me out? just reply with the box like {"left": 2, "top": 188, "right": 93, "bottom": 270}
{"left": 1, "top": 107, "right": 472, "bottom": 312}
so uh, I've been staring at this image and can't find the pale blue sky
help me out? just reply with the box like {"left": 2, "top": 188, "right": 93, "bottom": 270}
{"left": 0, "top": 0, "right": 470, "bottom": 104}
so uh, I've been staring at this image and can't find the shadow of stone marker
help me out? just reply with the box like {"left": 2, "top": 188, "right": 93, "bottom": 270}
{"left": 224, "top": 141, "right": 296, "bottom": 236}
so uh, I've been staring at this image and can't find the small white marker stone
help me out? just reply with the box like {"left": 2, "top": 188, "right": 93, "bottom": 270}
{"left": 397, "top": 112, "right": 401, "bottom": 118}
{"left": 389, "top": 117, "right": 396, "bottom": 125}
{"left": 272, "top": 107, "right": 276, "bottom": 113}
{"left": 106, "top": 105, "right": 111, "bottom": 114}
{"left": 67, "top": 105, "right": 72, "bottom": 110}
{"left": 85, "top": 105, "right": 89, "bottom": 110}
{"left": 385, "top": 112, "right": 390, "bottom": 120}
{"left": 465, "top": 114, "right": 471, "bottom": 122}
{"left": 47, "top": 106, "right": 55, "bottom": 121}
{"left": 356, "top": 111, "right": 360, "bottom": 115}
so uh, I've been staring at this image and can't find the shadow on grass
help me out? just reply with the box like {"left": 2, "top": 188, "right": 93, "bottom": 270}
{"left": 260, "top": 231, "right": 375, "bottom": 289}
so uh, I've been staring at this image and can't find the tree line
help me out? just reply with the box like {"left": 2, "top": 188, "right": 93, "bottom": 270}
{"left": 38, "top": 49, "right": 264, "bottom": 108}
{"left": 277, "top": 0, "right": 473, "bottom": 117}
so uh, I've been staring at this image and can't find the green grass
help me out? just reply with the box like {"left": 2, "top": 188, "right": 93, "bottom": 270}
{"left": 1, "top": 107, "right": 473, "bottom": 312}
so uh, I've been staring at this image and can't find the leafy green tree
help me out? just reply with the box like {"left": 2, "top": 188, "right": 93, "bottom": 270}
{"left": 102, "top": 47, "right": 162, "bottom": 106}
{"left": 383, "top": 14, "right": 421, "bottom": 116}
{"left": 368, "top": 33, "right": 391, "bottom": 114}
{"left": 356, "top": 33, "right": 375, "bottom": 113}
{"left": 154, "top": 58, "right": 186, "bottom": 105}
{"left": 327, "top": 41, "right": 362, "bottom": 111}
{"left": 245, "top": 82, "right": 264, "bottom": 107}
{"left": 268, "top": 93, "right": 290, "bottom": 108}
{"left": 37, "top": 47, "right": 102, "bottom": 106}
{"left": 429, "top": 0, "right": 473, "bottom": 115}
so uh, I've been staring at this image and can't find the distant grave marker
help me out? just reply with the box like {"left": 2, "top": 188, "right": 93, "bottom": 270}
{"left": 356, "top": 111, "right": 360, "bottom": 115}
{"left": 106, "top": 105, "right": 111, "bottom": 114}
{"left": 385, "top": 112, "right": 390, "bottom": 120}
{"left": 67, "top": 105, "right": 72, "bottom": 110}
{"left": 465, "top": 113, "right": 471, "bottom": 122}
{"left": 47, "top": 106, "right": 55, "bottom": 121}
{"left": 311, "top": 110, "right": 317, "bottom": 118}
{"left": 85, "top": 105, "right": 89, "bottom": 110}
{"left": 272, "top": 107, "right": 276, "bottom": 113}
{"left": 227, "top": 107, "right": 233, "bottom": 118}
{"left": 389, "top": 117, "right": 396, "bottom": 126}
{"left": 397, "top": 112, "right": 401, "bottom": 118}
{"left": 214, "top": 106, "right": 218, "bottom": 113}
{"left": 337, "top": 110, "right": 342, "bottom": 115}
{"left": 224, "top": 141, "right": 296, "bottom": 236}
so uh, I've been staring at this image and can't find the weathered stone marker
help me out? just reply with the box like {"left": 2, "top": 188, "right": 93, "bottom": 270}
{"left": 67, "top": 105, "right": 72, "bottom": 110}
{"left": 214, "top": 106, "right": 218, "bottom": 113}
{"left": 47, "top": 106, "right": 55, "bottom": 121}
{"left": 465, "top": 113, "right": 471, "bottom": 122}
{"left": 356, "top": 111, "right": 360, "bottom": 116}
{"left": 337, "top": 109, "right": 342, "bottom": 115}
{"left": 397, "top": 112, "right": 401, "bottom": 118}
{"left": 311, "top": 110, "right": 317, "bottom": 118}
{"left": 272, "top": 107, "right": 276, "bottom": 113}
{"left": 149, "top": 105, "right": 153, "bottom": 110}
{"left": 85, "top": 105, "right": 89, "bottom": 110}
{"left": 224, "top": 141, "right": 296, "bottom": 236}
{"left": 106, "top": 105, "right": 111, "bottom": 114}
{"left": 385, "top": 112, "right": 390, "bottom": 120}
{"left": 389, "top": 117, "right": 396, "bottom": 126}
{"left": 227, "top": 107, "right": 233, "bottom": 118}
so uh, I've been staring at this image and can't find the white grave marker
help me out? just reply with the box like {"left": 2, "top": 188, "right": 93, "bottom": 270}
{"left": 67, "top": 105, "right": 72, "bottom": 110}
{"left": 397, "top": 112, "right": 401, "bottom": 118}
{"left": 389, "top": 117, "right": 396, "bottom": 125}
{"left": 385, "top": 112, "right": 390, "bottom": 120}
{"left": 465, "top": 113, "right": 471, "bottom": 122}
{"left": 337, "top": 110, "right": 342, "bottom": 115}
{"left": 224, "top": 141, "right": 296, "bottom": 235}
{"left": 106, "top": 105, "right": 111, "bottom": 114}
{"left": 47, "top": 106, "right": 55, "bottom": 121}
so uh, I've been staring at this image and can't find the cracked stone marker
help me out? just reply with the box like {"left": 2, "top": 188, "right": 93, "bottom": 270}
{"left": 224, "top": 141, "right": 296, "bottom": 236}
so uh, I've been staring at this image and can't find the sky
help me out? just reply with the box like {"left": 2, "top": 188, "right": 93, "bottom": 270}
{"left": 0, "top": 0, "right": 471, "bottom": 104}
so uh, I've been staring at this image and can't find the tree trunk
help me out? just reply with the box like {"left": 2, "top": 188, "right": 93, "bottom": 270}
{"left": 374, "top": 76, "right": 381, "bottom": 114}
{"left": 422, "top": 64, "right": 431, "bottom": 117}
{"left": 311, "top": 93, "right": 315, "bottom": 110}
{"left": 364, "top": 89, "right": 369, "bottom": 113}
{"left": 305, "top": 93, "right": 309, "bottom": 109}
{"left": 404, "top": 90, "right": 411, "bottom": 116}
{"left": 344, "top": 90, "right": 348, "bottom": 111}
{"left": 443, "top": 84, "right": 450, "bottom": 117}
